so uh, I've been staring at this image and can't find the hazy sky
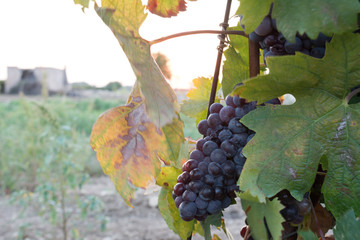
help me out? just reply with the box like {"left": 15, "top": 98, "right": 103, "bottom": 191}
{"left": 0, "top": 0, "right": 240, "bottom": 89}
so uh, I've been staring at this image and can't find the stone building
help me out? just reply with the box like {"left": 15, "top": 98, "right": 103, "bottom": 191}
{"left": 5, "top": 67, "right": 69, "bottom": 95}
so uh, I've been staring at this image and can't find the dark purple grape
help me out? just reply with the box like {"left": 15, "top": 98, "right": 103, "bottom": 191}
{"left": 264, "top": 34, "right": 278, "bottom": 47}
{"left": 194, "top": 212, "right": 207, "bottom": 221}
{"left": 189, "top": 150, "right": 204, "bottom": 161}
{"left": 199, "top": 186, "right": 215, "bottom": 201}
{"left": 202, "top": 141, "right": 218, "bottom": 156}
{"left": 235, "top": 165, "right": 243, "bottom": 178}
{"left": 210, "top": 149, "right": 227, "bottom": 164}
{"left": 302, "top": 38, "right": 312, "bottom": 49}
{"left": 227, "top": 184, "right": 239, "bottom": 198}
{"left": 172, "top": 191, "right": 177, "bottom": 200}
{"left": 218, "top": 129, "right": 233, "bottom": 142}
{"left": 195, "top": 197, "right": 209, "bottom": 209}
{"left": 296, "top": 198, "right": 312, "bottom": 216}
{"left": 175, "top": 196, "right": 184, "bottom": 208}
{"left": 197, "top": 119, "right": 209, "bottom": 136}
{"left": 277, "top": 33, "right": 286, "bottom": 43}
{"left": 219, "top": 106, "right": 235, "bottom": 124}
{"left": 198, "top": 161, "right": 209, "bottom": 174}
{"left": 246, "top": 133, "right": 255, "bottom": 143}
{"left": 270, "top": 43, "right": 286, "bottom": 55}
{"left": 235, "top": 107, "right": 246, "bottom": 118}
{"left": 292, "top": 215, "right": 305, "bottom": 224}
{"left": 214, "top": 186, "right": 225, "bottom": 200}
{"left": 208, "top": 162, "right": 222, "bottom": 176}
{"left": 249, "top": 31, "right": 265, "bottom": 42}
{"left": 280, "top": 204, "right": 298, "bottom": 222}
{"left": 254, "top": 16, "right": 273, "bottom": 36}
{"left": 221, "top": 140, "right": 237, "bottom": 157}
{"left": 207, "top": 200, "right": 222, "bottom": 214}
{"left": 221, "top": 196, "right": 232, "bottom": 209}
{"left": 228, "top": 118, "right": 247, "bottom": 134}
{"left": 222, "top": 160, "right": 235, "bottom": 177}
{"left": 265, "top": 98, "right": 281, "bottom": 105}
{"left": 179, "top": 201, "right": 197, "bottom": 221}
{"left": 311, "top": 47, "right": 325, "bottom": 58}
{"left": 224, "top": 178, "right": 236, "bottom": 186}
{"left": 234, "top": 151, "right": 246, "bottom": 166}
{"left": 231, "top": 133, "right": 248, "bottom": 147}
{"left": 225, "top": 95, "right": 237, "bottom": 108}
{"left": 203, "top": 174, "right": 215, "bottom": 186}
{"left": 232, "top": 95, "right": 241, "bottom": 106}
{"left": 173, "top": 183, "right": 186, "bottom": 196}
{"left": 207, "top": 113, "right": 222, "bottom": 128}
{"left": 284, "top": 37, "right": 302, "bottom": 54}
{"left": 182, "top": 159, "right": 199, "bottom": 172}
{"left": 182, "top": 190, "right": 197, "bottom": 202}
{"left": 188, "top": 181, "right": 204, "bottom": 193}
{"left": 214, "top": 175, "right": 225, "bottom": 187}
{"left": 196, "top": 139, "right": 206, "bottom": 151}
{"left": 190, "top": 168, "right": 205, "bottom": 181}
{"left": 210, "top": 103, "right": 223, "bottom": 114}
{"left": 177, "top": 171, "right": 191, "bottom": 184}
{"left": 203, "top": 156, "right": 211, "bottom": 163}
{"left": 311, "top": 32, "right": 331, "bottom": 47}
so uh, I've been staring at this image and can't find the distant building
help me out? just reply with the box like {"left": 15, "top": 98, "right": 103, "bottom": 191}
{"left": 5, "top": 67, "right": 69, "bottom": 95}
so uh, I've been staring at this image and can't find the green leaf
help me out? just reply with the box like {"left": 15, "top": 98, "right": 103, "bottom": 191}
{"left": 95, "top": 0, "right": 179, "bottom": 128}
{"left": 298, "top": 230, "right": 318, "bottom": 240}
{"left": 146, "top": 0, "right": 187, "bottom": 18}
{"left": 237, "top": 0, "right": 360, "bottom": 41}
{"left": 181, "top": 77, "right": 220, "bottom": 125}
{"left": 239, "top": 33, "right": 360, "bottom": 219}
{"left": 158, "top": 188, "right": 194, "bottom": 239}
{"left": 334, "top": 209, "right": 360, "bottom": 240}
{"left": 200, "top": 212, "right": 222, "bottom": 240}
{"left": 222, "top": 26, "right": 249, "bottom": 97}
{"left": 273, "top": 0, "right": 360, "bottom": 41}
{"left": 74, "top": 0, "right": 90, "bottom": 9}
{"left": 156, "top": 166, "right": 182, "bottom": 189}
{"left": 240, "top": 192, "right": 284, "bottom": 240}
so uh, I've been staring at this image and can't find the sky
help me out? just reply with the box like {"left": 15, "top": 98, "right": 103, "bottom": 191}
{"left": 0, "top": 0, "right": 240, "bottom": 89}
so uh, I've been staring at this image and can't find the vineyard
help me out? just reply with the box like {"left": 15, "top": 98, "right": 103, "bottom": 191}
{"left": 72, "top": 0, "right": 360, "bottom": 239}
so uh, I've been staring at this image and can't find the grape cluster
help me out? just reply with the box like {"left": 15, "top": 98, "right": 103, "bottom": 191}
{"left": 277, "top": 190, "right": 312, "bottom": 225}
{"left": 173, "top": 95, "right": 259, "bottom": 221}
{"left": 241, "top": 6, "right": 332, "bottom": 64}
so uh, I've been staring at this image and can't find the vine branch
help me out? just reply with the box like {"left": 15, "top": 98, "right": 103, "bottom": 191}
{"left": 149, "top": 30, "right": 247, "bottom": 46}
{"left": 345, "top": 87, "right": 360, "bottom": 103}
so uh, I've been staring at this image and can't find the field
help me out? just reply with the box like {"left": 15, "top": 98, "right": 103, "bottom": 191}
{"left": 0, "top": 92, "right": 245, "bottom": 240}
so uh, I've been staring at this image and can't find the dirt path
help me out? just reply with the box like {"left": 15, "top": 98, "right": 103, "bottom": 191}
{"left": 0, "top": 177, "right": 246, "bottom": 240}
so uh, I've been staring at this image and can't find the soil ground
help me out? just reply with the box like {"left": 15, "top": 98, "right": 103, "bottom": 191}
{"left": 0, "top": 176, "right": 246, "bottom": 240}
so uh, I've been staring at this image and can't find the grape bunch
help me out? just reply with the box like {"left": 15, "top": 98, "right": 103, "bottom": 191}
{"left": 277, "top": 190, "right": 312, "bottom": 225}
{"left": 240, "top": 5, "right": 332, "bottom": 64}
{"left": 173, "top": 95, "right": 260, "bottom": 221}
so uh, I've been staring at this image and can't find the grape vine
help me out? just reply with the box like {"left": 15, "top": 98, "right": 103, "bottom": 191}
{"left": 76, "top": 0, "right": 360, "bottom": 239}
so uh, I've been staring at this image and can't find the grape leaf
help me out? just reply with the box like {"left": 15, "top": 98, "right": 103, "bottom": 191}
{"left": 238, "top": 33, "right": 360, "bottom": 219}
{"left": 236, "top": 0, "right": 360, "bottom": 41}
{"left": 147, "top": 0, "right": 187, "bottom": 18}
{"left": 90, "top": 83, "right": 181, "bottom": 206}
{"left": 200, "top": 212, "right": 222, "bottom": 240}
{"left": 298, "top": 230, "right": 318, "bottom": 240}
{"left": 158, "top": 187, "right": 194, "bottom": 240}
{"left": 156, "top": 166, "right": 182, "bottom": 189}
{"left": 95, "top": 0, "right": 179, "bottom": 128}
{"left": 222, "top": 26, "right": 249, "bottom": 97}
{"left": 74, "top": 0, "right": 90, "bottom": 9}
{"left": 333, "top": 209, "right": 360, "bottom": 240}
{"left": 240, "top": 192, "right": 284, "bottom": 240}
{"left": 181, "top": 77, "right": 221, "bottom": 125}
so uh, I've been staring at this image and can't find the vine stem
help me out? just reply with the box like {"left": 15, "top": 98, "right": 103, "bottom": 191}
{"left": 149, "top": 30, "right": 247, "bottom": 46}
{"left": 345, "top": 87, "right": 360, "bottom": 103}
{"left": 310, "top": 203, "right": 326, "bottom": 240}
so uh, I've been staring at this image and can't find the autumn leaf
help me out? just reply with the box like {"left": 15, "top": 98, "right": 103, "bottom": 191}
{"left": 90, "top": 84, "right": 178, "bottom": 206}
{"left": 95, "top": 0, "right": 179, "bottom": 128}
{"left": 181, "top": 77, "right": 221, "bottom": 126}
{"left": 238, "top": 33, "right": 360, "bottom": 219}
{"left": 147, "top": 0, "right": 187, "bottom": 18}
